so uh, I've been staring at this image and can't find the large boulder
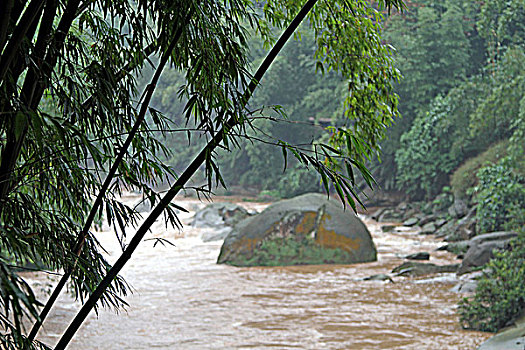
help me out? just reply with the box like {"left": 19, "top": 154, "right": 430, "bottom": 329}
{"left": 192, "top": 202, "right": 253, "bottom": 242}
{"left": 217, "top": 193, "right": 377, "bottom": 266}
{"left": 448, "top": 198, "right": 469, "bottom": 218}
{"left": 478, "top": 314, "right": 525, "bottom": 350}
{"left": 457, "top": 231, "right": 518, "bottom": 275}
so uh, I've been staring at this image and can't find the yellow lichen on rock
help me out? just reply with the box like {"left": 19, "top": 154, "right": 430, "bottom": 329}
{"left": 295, "top": 211, "right": 317, "bottom": 235}
{"left": 237, "top": 237, "right": 259, "bottom": 252}
{"left": 315, "top": 212, "right": 361, "bottom": 252}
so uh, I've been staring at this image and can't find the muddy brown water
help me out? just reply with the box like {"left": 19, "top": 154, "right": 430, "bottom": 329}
{"left": 29, "top": 196, "right": 490, "bottom": 349}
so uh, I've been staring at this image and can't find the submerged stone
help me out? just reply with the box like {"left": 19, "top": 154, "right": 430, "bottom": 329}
{"left": 404, "top": 252, "right": 430, "bottom": 260}
{"left": 217, "top": 193, "right": 377, "bottom": 267}
{"left": 392, "top": 261, "right": 459, "bottom": 277}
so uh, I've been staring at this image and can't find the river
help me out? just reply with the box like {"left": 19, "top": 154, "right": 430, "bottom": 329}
{"left": 31, "top": 195, "right": 490, "bottom": 349}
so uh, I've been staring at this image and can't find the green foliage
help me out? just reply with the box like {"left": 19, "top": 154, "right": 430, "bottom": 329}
{"left": 277, "top": 164, "right": 321, "bottom": 198}
{"left": 473, "top": 157, "right": 525, "bottom": 233}
{"left": 233, "top": 235, "right": 353, "bottom": 267}
{"left": 458, "top": 231, "right": 525, "bottom": 332}
{"left": 374, "top": 0, "right": 485, "bottom": 189}
{"left": 395, "top": 44, "right": 525, "bottom": 199}
{"left": 388, "top": 2, "right": 473, "bottom": 114}
{"left": 450, "top": 141, "right": 509, "bottom": 200}
{"left": 469, "top": 47, "right": 525, "bottom": 149}
{"left": 395, "top": 96, "right": 456, "bottom": 198}
{"left": 395, "top": 78, "right": 486, "bottom": 199}
{"left": 309, "top": 1, "right": 401, "bottom": 167}
{"left": 477, "top": 0, "right": 525, "bottom": 51}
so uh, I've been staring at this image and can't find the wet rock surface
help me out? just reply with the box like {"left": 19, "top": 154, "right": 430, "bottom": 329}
{"left": 478, "top": 314, "right": 525, "bottom": 350}
{"left": 404, "top": 252, "right": 430, "bottom": 260}
{"left": 420, "top": 222, "right": 437, "bottom": 235}
{"left": 457, "top": 231, "right": 518, "bottom": 275}
{"left": 392, "top": 261, "right": 459, "bottom": 277}
{"left": 218, "top": 193, "right": 377, "bottom": 266}
{"left": 402, "top": 217, "right": 419, "bottom": 227}
{"left": 192, "top": 202, "right": 254, "bottom": 242}
{"left": 363, "top": 273, "right": 394, "bottom": 282}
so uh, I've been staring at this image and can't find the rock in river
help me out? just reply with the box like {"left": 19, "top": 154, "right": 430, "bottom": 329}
{"left": 478, "top": 314, "right": 525, "bottom": 350}
{"left": 192, "top": 202, "right": 253, "bottom": 242}
{"left": 402, "top": 217, "right": 419, "bottom": 227}
{"left": 404, "top": 252, "right": 430, "bottom": 260}
{"left": 392, "top": 261, "right": 459, "bottom": 277}
{"left": 363, "top": 274, "right": 394, "bottom": 283}
{"left": 457, "top": 231, "right": 517, "bottom": 275}
{"left": 217, "top": 193, "right": 377, "bottom": 267}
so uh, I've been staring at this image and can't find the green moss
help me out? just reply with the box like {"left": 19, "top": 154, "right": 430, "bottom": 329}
{"left": 227, "top": 235, "right": 355, "bottom": 267}
{"left": 450, "top": 140, "right": 509, "bottom": 200}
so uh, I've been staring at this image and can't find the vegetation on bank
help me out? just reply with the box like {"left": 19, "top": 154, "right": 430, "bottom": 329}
{"left": 383, "top": 0, "right": 524, "bottom": 333}
{"left": 459, "top": 231, "right": 525, "bottom": 332}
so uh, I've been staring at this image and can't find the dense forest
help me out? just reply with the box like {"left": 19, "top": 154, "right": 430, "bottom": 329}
{"left": 0, "top": 0, "right": 523, "bottom": 348}
{"left": 152, "top": 0, "right": 524, "bottom": 217}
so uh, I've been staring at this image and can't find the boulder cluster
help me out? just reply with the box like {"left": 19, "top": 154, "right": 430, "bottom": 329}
{"left": 193, "top": 193, "right": 377, "bottom": 267}
{"left": 365, "top": 199, "right": 518, "bottom": 301}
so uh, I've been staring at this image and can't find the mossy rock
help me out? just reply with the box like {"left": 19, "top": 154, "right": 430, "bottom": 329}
{"left": 217, "top": 193, "right": 377, "bottom": 266}
{"left": 450, "top": 140, "right": 510, "bottom": 200}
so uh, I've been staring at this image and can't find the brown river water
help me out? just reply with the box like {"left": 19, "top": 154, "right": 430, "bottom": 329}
{"left": 29, "top": 196, "right": 490, "bottom": 349}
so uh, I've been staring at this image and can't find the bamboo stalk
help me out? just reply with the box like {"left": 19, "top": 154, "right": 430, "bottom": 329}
{"left": 54, "top": 1, "right": 319, "bottom": 348}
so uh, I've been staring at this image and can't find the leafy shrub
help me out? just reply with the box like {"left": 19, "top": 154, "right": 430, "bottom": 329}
{"left": 450, "top": 141, "right": 509, "bottom": 200}
{"left": 395, "top": 77, "right": 488, "bottom": 199}
{"left": 474, "top": 157, "right": 525, "bottom": 233}
{"left": 458, "top": 231, "right": 525, "bottom": 332}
